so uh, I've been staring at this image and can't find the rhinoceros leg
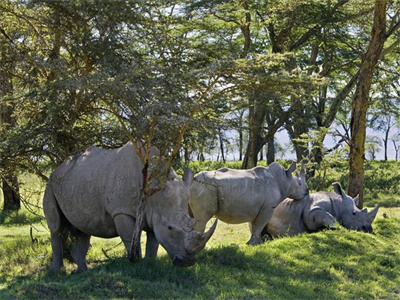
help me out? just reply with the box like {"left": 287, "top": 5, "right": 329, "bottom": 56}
{"left": 247, "top": 207, "right": 275, "bottom": 245}
{"left": 71, "top": 231, "right": 91, "bottom": 272}
{"left": 49, "top": 232, "right": 64, "bottom": 270}
{"left": 114, "top": 214, "right": 142, "bottom": 258}
{"left": 43, "top": 184, "right": 65, "bottom": 271}
{"left": 145, "top": 231, "right": 159, "bottom": 258}
{"left": 308, "top": 210, "right": 336, "bottom": 230}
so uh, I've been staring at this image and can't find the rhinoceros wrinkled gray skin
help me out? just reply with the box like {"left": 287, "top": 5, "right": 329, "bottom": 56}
{"left": 264, "top": 182, "right": 380, "bottom": 238}
{"left": 189, "top": 161, "right": 309, "bottom": 245}
{"left": 43, "top": 142, "right": 217, "bottom": 272}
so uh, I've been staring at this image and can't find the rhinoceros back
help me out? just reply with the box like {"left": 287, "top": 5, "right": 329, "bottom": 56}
{"left": 50, "top": 143, "right": 142, "bottom": 237}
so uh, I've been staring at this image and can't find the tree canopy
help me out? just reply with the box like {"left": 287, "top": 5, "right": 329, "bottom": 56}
{"left": 1, "top": 0, "right": 400, "bottom": 209}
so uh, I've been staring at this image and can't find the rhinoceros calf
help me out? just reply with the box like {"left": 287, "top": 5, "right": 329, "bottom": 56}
{"left": 264, "top": 182, "right": 380, "bottom": 238}
{"left": 43, "top": 142, "right": 217, "bottom": 272}
{"left": 189, "top": 162, "right": 309, "bottom": 245}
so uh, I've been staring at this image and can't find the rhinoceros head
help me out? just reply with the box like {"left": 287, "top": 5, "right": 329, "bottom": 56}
{"left": 149, "top": 168, "right": 217, "bottom": 267}
{"left": 332, "top": 182, "right": 380, "bottom": 233}
{"left": 285, "top": 161, "right": 309, "bottom": 199}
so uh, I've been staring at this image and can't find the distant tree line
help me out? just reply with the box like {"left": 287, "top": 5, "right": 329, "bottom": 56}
{"left": 1, "top": 0, "right": 400, "bottom": 211}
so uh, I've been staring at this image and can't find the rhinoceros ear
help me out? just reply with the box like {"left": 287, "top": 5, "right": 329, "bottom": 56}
{"left": 332, "top": 182, "right": 343, "bottom": 197}
{"left": 286, "top": 161, "right": 297, "bottom": 178}
{"left": 183, "top": 168, "right": 194, "bottom": 187}
{"left": 353, "top": 195, "right": 360, "bottom": 206}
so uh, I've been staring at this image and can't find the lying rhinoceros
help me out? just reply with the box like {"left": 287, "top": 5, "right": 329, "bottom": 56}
{"left": 189, "top": 162, "right": 309, "bottom": 245}
{"left": 264, "top": 182, "right": 380, "bottom": 238}
{"left": 44, "top": 142, "right": 217, "bottom": 272}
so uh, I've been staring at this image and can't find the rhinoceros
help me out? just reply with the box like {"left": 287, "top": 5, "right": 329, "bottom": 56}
{"left": 189, "top": 162, "right": 309, "bottom": 245}
{"left": 264, "top": 182, "right": 380, "bottom": 238}
{"left": 43, "top": 142, "right": 217, "bottom": 272}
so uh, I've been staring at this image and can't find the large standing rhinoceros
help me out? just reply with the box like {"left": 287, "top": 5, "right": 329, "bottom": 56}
{"left": 43, "top": 142, "right": 217, "bottom": 272}
{"left": 189, "top": 162, "right": 309, "bottom": 245}
{"left": 264, "top": 182, "right": 380, "bottom": 238}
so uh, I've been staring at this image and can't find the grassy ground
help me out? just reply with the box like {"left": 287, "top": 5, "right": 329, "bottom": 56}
{"left": 0, "top": 164, "right": 399, "bottom": 299}
{"left": 0, "top": 208, "right": 399, "bottom": 299}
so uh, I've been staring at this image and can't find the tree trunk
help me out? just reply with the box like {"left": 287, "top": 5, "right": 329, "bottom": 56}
{"left": 219, "top": 131, "right": 226, "bottom": 163}
{"left": 266, "top": 138, "right": 275, "bottom": 165}
{"left": 259, "top": 145, "right": 264, "bottom": 161}
{"left": 383, "top": 124, "right": 390, "bottom": 161}
{"left": 129, "top": 195, "right": 146, "bottom": 262}
{"left": 393, "top": 140, "right": 399, "bottom": 160}
{"left": 238, "top": 110, "right": 245, "bottom": 161}
{"left": 0, "top": 40, "right": 21, "bottom": 211}
{"left": 348, "top": 0, "right": 387, "bottom": 207}
{"left": 242, "top": 94, "right": 268, "bottom": 169}
{"left": 2, "top": 174, "right": 21, "bottom": 210}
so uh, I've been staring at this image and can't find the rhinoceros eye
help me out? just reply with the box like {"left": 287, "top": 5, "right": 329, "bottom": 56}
{"left": 168, "top": 225, "right": 173, "bottom": 230}
{"left": 352, "top": 211, "right": 356, "bottom": 216}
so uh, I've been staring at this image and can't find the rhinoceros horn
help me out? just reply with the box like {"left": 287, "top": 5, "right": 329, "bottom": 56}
{"left": 368, "top": 204, "right": 380, "bottom": 223}
{"left": 184, "top": 219, "right": 218, "bottom": 255}
{"left": 286, "top": 161, "right": 297, "bottom": 178}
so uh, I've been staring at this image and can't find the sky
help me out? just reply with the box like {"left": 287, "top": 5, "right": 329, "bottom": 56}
{"left": 209, "top": 128, "right": 398, "bottom": 162}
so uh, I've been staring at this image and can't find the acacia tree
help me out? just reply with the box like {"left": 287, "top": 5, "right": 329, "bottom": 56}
{"left": 348, "top": 0, "right": 400, "bottom": 206}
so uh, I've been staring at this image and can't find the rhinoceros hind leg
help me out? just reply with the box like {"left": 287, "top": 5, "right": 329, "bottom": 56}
{"left": 114, "top": 214, "right": 142, "bottom": 258}
{"left": 44, "top": 185, "right": 66, "bottom": 271}
{"left": 145, "top": 231, "right": 159, "bottom": 258}
{"left": 49, "top": 231, "right": 64, "bottom": 271}
{"left": 71, "top": 231, "right": 91, "bottom": 272}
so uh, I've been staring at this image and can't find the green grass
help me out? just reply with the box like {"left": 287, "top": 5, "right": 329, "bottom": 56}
{"left": 0, "top": 213, "right": 399, "bottom": 299}
{"left": 0, "top": 163, "right": 399, "bottom": 298}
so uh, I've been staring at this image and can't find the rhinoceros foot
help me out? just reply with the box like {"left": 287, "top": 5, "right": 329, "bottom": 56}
{"left": 261, "top": 233, "right": 273, "bottom": 242}
{"left": 246, "top": 235, "right": 264, "bottom": 245}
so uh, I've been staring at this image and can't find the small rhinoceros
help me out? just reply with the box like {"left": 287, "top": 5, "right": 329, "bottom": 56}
{"left": 189, "top": 162, "right": 309, "bottom": 245}
{"left": 264, "top": 182, "right": 380, "bottom": 238}
{"left": 44, "top": 142, "right": 217, "bottom": 272}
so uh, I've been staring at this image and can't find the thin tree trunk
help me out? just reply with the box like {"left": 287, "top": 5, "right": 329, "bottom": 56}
{"left": 266, "top": 138, "right": 275, "bottom": 165}
{"left": 383, "top": 123, "right": 390, "bottom": 161}
{"left": 393, "top": 140, "right": 399, "bottom": 160}
{"left": 219, "top": 132, "right": 226, "bottom": 163}
{"left": 348, "top": 0, "right": 387, "bottom": 207}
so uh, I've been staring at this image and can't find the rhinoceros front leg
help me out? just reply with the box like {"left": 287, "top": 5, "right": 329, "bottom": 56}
{"left": 114, "top": 214, "right": 142, "bottom": 259}
{"left": 145, "top": 231, "right": 159, "bottom": 259}
{"left": 71, "top": 231, "right": 91, "bottom": 272}
{"left": 308, "top": 209, "right": 336, "bottom": 231}
{"left": 247, "top": 207, "right": 275, "bottom": 245}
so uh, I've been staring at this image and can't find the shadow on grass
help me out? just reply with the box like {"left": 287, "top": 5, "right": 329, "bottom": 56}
{"left": 1, "top": 220, "right": 399, "bottom": 299}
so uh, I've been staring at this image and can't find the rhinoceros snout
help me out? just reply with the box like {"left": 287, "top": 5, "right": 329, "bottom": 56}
{"left": 172, "top": 255, "right": 196, "bottom": 267}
